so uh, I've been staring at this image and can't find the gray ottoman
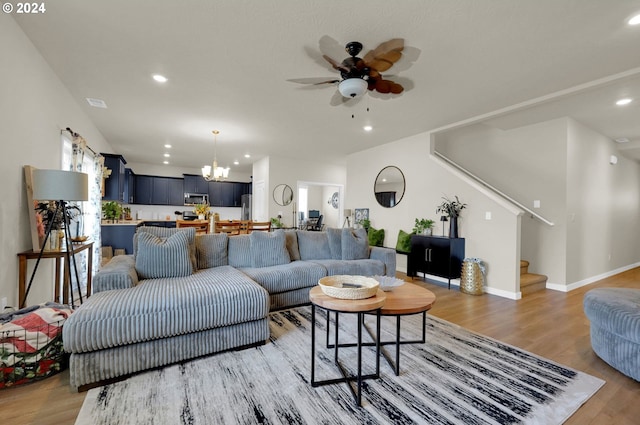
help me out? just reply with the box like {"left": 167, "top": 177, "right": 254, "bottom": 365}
{"left": 583, "top": 288, "right": 640, "bottom": 381}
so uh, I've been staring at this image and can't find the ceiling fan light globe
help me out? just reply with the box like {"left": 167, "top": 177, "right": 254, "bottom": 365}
{"left": 338, "top": 78, "right": 368, "bottom": 98}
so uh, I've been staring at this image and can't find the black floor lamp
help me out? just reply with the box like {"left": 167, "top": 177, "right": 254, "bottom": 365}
{"left": 22, "top": 169, "right": 89, "bottom": 308}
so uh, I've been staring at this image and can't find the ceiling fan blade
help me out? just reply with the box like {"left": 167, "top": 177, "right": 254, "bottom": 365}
{"left": 323, "top": 55, "right": 351, "bottom": 73}
{"left": 287, "top": 77, "right": 340, "bottom": 85}
{"left": 363, "top": 38, "right": 405, "bottom": 72}
{"left": 375, "top": 79, "right": 391, "bottom": 94}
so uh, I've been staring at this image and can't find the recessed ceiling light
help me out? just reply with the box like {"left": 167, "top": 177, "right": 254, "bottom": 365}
{"left": 615, "top": 137, "right": 630, "bottom": 143}
{"left": 363, "top": 125, "right": 373, "bottom": 132}
{"left": 616, "top": 98, "right": 633, "bottom": 106}
{"left": 244, "top": 154, "right": 251, "bottom": 158}
{"left": 152, "top": 74, "right": 168, "bottom": 83}
{"left": 86, "top": 97, "right": 108, "bottom": 108}
{"left": 163, "top": 153, "right": 170, "bottom": 157}
{"left": 629, "top": 14, "right": 640, "bottom": 25}
{"left": 164, "top": 144, "right": 172, "bottom": 148}
{"left": 163, "top": 161, "right": 169, "bottom": 165}
{"left": 233, "top": 160, "right": 239, "bottom": 165}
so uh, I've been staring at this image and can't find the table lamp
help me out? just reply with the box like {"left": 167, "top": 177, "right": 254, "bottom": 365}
{"left": 343, "top": 209, "right": 352, "bottom": 228}
{"left": 440, "top": 215, "right": 448, "bottom": 236}
{"left": 23, "top": 169, "right": 88, "bottom": 307}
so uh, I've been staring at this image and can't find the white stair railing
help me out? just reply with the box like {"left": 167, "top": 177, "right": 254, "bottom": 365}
{"left": 433, "top": 151, "right": 554, "bottom": 226}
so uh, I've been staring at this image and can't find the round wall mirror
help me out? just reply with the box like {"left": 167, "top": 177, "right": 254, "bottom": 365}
{"left": 273, "top": 184, "right": 294, "bottom": 206}
{"left": 374, "top": 166, "right": 405, "bottom": 208}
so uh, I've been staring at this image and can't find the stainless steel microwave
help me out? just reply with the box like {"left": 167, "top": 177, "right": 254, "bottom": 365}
{"left": 184, "top": 193, "right": 209, "bottom": 206}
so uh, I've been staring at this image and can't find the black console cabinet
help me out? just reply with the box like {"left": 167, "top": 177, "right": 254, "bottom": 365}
{"left": 408, "top": 235, "right": 465, "bottom": 289}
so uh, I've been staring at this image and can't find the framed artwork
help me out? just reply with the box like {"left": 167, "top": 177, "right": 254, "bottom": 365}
{"left": 354, "top": 208, "right": 369, "bottom": 225}
{"left": 24, "top": 165, "right": 45, "bottom": 251}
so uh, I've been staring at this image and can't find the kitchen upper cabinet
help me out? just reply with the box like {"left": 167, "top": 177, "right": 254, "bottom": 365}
{"left": 101, "top": 154, "right": 126, "bottom": 202}
{"left": 124, "top": 168, "right": 135, "bottom": 204}
{"left": 167, "top": 177, "right": 184, "bottom": 206}
{"left": 134, "top": 175, "right": 153, "bottom": 205}
{"left": 209, "top": 181, "right": 246, "bottom": 207}
{"left": 134, "top": 175, "right": 184, "bottom": 205}
{"left": 183, "top": 174, "right": 209, "bottom": 194}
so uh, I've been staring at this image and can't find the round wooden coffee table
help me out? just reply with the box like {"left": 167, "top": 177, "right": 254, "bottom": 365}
{"left": 309, "top": 286, "right": 386, "bottom": 407}
{"left": 372, "top": 282, "right": 436, "bottom": 375}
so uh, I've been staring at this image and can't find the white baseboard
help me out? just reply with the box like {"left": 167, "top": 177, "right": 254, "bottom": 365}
{"left": 546, "top": 261, "right": 640, "bottom": 292}
{"left": 485, "top": 286, "right": 521, "bottom": 300}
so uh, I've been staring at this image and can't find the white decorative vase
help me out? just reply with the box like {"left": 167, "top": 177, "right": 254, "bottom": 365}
{"left": 422, "top": 228, "right": 433, "bottom": 236}
{"left": 198, "top": 214, "right": 205, "bottom": 220}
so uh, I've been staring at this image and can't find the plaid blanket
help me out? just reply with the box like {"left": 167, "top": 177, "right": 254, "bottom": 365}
{"left": 0, "top": 303, "right": 73, "bottom": 387}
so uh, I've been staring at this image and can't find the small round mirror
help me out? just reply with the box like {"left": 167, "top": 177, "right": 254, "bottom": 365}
{"left": 374, "top": 166, "right": 405, "bottom": 208}
{"left": 273, "top": 184, "right": 294, "bottom": 206}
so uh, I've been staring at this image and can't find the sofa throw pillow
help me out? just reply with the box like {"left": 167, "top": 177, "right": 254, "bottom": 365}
{"left": 341, "top": 228, "right": 369, "bottom": 260}
{"left": 195, "top": 233, "right": 229, "bottom": 269}
{"left": 326, "top": 228, "right": 342, "bottom": 259}
{"left": 368, "top": 227, "right": 385, "bottom": 247}
{"left": 297, "top": 231, "right": 332, "bottom": 260}
{"left": 228, "top": 234, "right": 252, "bottom": 268}
{"left": 135, "top": 226, "right": 197, "bottom": 271}
{"left": 135, "top": 231, "right": 193, "bottom": 279}
{"left": 250, "top": 230, "right": 291, "bottom": 268}
{"left": 284, "top": 230, "right": 300, "bottom": 261}
{"left": 396, "top": 229, "right": 412, "bottom": 253}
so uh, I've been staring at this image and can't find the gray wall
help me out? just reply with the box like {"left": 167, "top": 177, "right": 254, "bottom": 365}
{"left": 1, "top": 15, "right": 113, "bottom": 307}
{"left": 434, "top": 116, "right": 640, "bottom": 287}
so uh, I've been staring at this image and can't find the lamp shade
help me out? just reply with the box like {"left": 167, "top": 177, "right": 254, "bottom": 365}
{"left": 32, "top": 169, "right": 89, "bottom": 201}
{"left": 344, "top": 209, "right": 352, "bottom": 216}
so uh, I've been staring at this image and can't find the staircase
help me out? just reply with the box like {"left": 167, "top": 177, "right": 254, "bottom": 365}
{"left": 520, "top": 260, "right": 548, "bottom": 295}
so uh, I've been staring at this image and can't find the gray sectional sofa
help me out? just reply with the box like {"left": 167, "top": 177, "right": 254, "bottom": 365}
{"left": 63, "top": 226, "right": 396, "bottom": 389}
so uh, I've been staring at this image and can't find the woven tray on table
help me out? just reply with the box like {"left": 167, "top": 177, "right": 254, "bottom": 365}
{"left": 318, "top": 275, "right": 380, "bottom": 299}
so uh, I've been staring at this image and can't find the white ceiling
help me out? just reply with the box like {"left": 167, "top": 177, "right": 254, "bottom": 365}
{"left": 13, "top": 1, "right": 640, "bottom": 172}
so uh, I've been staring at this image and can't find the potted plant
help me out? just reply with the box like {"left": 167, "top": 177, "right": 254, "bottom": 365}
{"left": 35, "top": 200, "right": 81, "bottom": 250}
{"left": 436, "top": 195, "right": 467, "bottom": 238}
{"left": 123, "top": 207, "right": 132, "bottom": 220}
{"left": 413, "top": 218, "right": 435, "bottom": 236}
{"left": 270, "top": 216, "right": 283, "bottom": 229}
{"left": 359, "top": 218, "right": 371, "bottom": 232}
{"left": 194, "top": 203, "right": 210, "bottom": 220}
{"left": 102, "top": 201, "right": 123, "bottom": 223}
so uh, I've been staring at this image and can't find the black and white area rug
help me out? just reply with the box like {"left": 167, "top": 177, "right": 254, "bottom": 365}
{"left": 75, "top": 307, "right": 604, "bottom": 424}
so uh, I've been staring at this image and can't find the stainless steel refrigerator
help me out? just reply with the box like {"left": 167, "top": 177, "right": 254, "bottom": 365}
{"left": 241, "top": 194, "right": 252, "bottom": 220}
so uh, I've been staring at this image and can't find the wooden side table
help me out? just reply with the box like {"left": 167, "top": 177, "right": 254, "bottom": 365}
{"left": 17, "top": 241, "right": 93, "bottom": 308}
{"left": 309, "top": 286, "right": 386, "bottom": 407}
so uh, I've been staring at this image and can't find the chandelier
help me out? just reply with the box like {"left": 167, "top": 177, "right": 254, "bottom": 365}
{"left": 201, "top": 130, "right": 230, "bottom": 181}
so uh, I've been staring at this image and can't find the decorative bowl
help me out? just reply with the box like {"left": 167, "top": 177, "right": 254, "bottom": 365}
{"left": 318, "top": 275, "right": 380, "bottom": 300}
{"left": 371, "top": 275, "right": 405, "bottom": 291}
{"left": 71, "top": 236, "right": 89, "bottom": 242}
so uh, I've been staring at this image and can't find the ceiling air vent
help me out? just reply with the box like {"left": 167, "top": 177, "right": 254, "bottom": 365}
{"left": 86, "top": 98, "right": 108, "bottom": 109}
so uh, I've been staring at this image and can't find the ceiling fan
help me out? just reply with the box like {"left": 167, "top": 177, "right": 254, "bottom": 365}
{"left": 290, "top": 38, "right": 409, "bottom": 104}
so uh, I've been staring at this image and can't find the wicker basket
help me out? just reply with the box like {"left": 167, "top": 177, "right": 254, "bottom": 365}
{"left": 318, "top": 275, "right": 379, "bottom": 299}
{"left": 460, "top": 260, "right": 484, "bottom": 295}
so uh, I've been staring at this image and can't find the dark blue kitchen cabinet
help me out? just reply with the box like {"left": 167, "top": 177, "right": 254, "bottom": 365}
{"left": 124, "top": 168, "right": 135, "bottom": 204}
{"left": 183, "top": 174, "right": 209, "bottom": 194}
{"left": 101, "top": 224, "right": 137, "bottom": 254}
{"left": 208, "top": 181, "right": 250, "bottom": 207}
{"left": 101, "top": 153, "right": 126, "bottom": 202}
{"left": 134, "top": 175, "right": 153, "bottom": 205}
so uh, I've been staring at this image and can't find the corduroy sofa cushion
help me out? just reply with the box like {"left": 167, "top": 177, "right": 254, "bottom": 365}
{"left": 196, "top": 233, "right": 228, "bottom": 269}
{"left": 250, "top": 230, "right": 290, "bottom": 267}
{"left": 297, "top": 231, "right": 331, "bottom": 260}
{"left": 341, "top": 227, "right": 369, "bottom": 260}
{"left": 135, "top": 231, "right": 193, "bottom": 279}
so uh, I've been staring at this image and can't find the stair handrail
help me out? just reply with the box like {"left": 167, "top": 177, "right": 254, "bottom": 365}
{"left": 432, "top": 151, "right": 554, "bottom": 226}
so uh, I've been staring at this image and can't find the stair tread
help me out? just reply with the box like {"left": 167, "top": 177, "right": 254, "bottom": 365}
{"left": 520, "top": 272, "right": 547, "bottom": 286}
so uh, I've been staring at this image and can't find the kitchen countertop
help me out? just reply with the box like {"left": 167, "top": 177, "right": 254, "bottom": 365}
{"left": 101, "top": 220, "right": 177, "bottom": 226}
